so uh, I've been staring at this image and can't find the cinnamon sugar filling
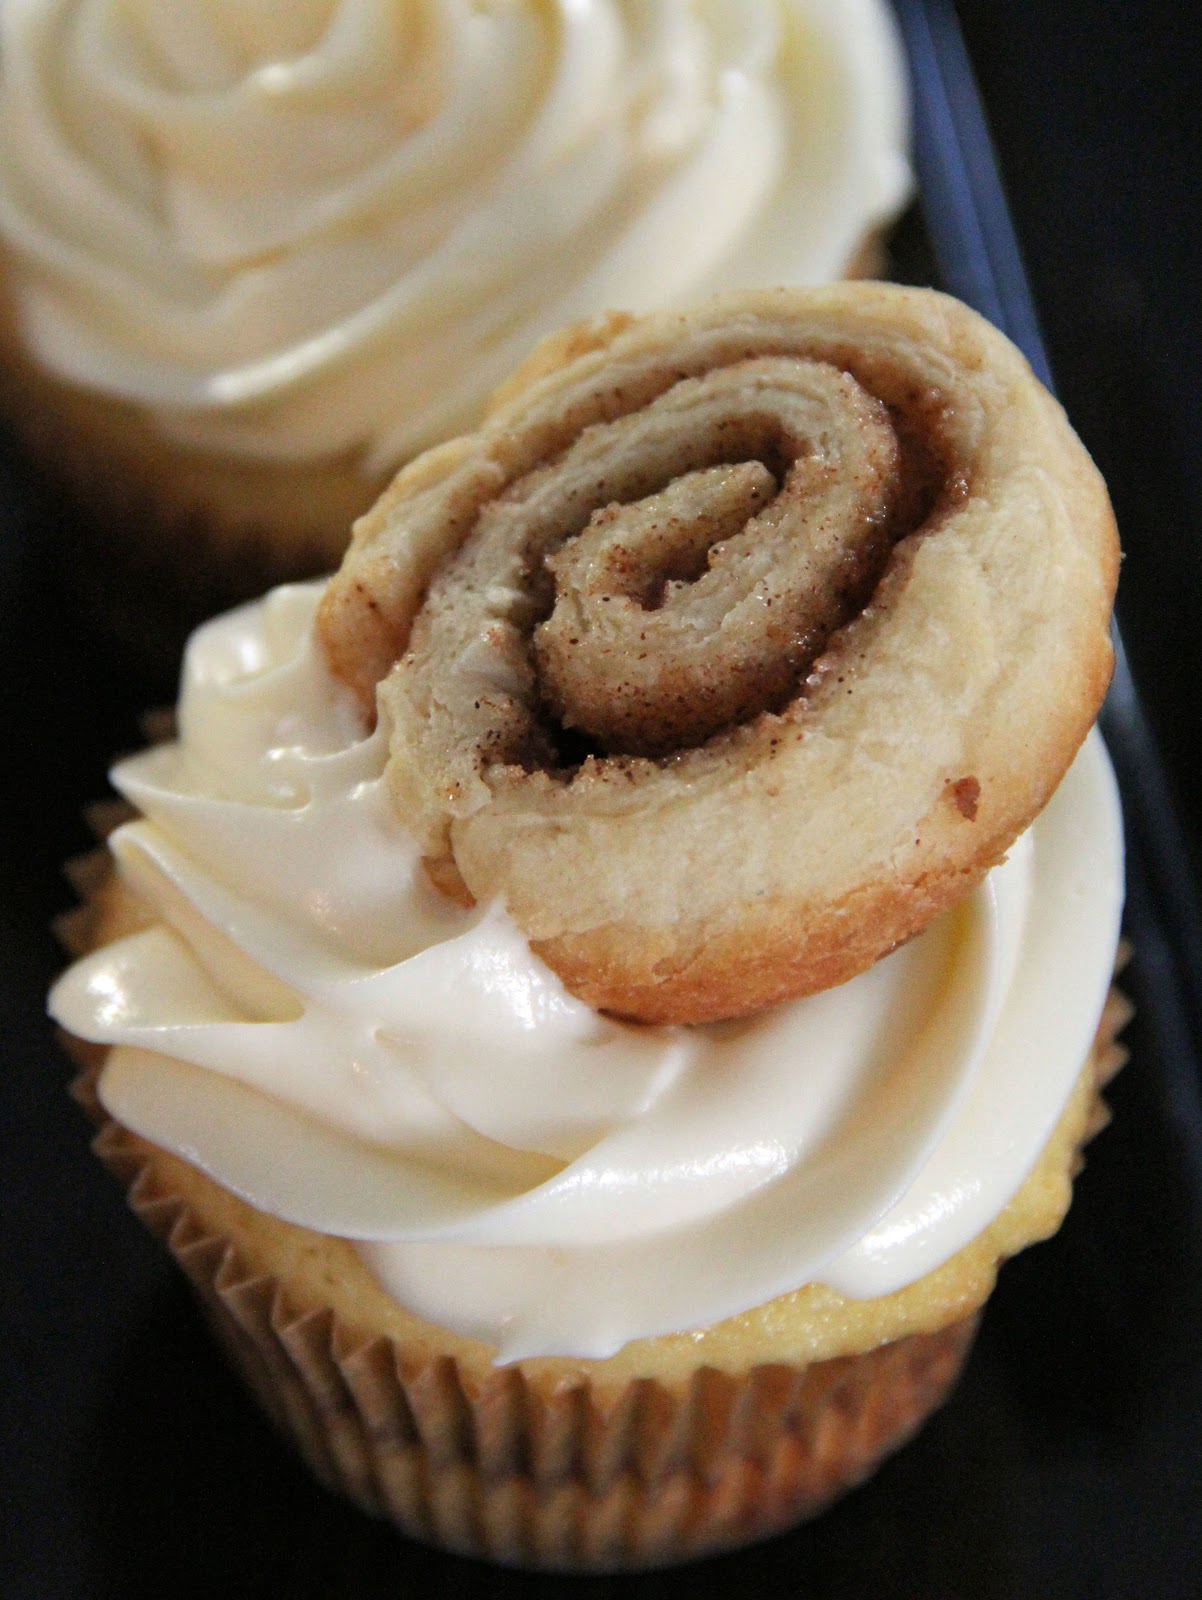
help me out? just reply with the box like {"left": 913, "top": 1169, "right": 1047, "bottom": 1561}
{"left": 379, "top": 358, "right": 954, "bottom": 780}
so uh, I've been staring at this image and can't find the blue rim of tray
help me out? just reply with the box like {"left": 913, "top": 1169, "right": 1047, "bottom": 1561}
{"left": 893, "top": 0, "right": 1202, "bottom": 1182}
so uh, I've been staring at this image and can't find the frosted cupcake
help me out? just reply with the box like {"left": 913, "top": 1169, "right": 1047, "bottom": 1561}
{"left": 51, "top": 287, "right": 1125, "bottom": 1569}
{"left": 0, "top": 0, "right": 910, "bottom": 652}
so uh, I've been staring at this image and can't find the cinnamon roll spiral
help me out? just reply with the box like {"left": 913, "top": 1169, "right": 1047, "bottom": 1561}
{"left": 319, "top": 286, "right": 1118, "bottom": 1024}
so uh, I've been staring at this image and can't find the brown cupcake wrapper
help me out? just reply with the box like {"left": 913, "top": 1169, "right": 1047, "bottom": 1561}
{"left": 91, "top": 1108, "right": 983, "bottom": 1570}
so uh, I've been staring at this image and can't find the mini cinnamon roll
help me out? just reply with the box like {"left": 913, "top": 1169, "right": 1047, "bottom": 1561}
{"left": 319, "top": 285, "right": 1118, "bottom": 1024}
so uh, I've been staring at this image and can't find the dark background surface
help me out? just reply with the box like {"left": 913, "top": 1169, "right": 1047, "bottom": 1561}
{"left": 956, "top": 0, "right": 1202, "bottom": 876}
{"left": 3, "top": 3, "right": 1202, "bottom": 1596}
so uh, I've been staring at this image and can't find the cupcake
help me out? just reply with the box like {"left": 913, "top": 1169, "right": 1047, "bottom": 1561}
{"left": 51, "top": 285, "right": 1125, "bottom": 1570}
{"left": 0, "top": 0, "right": 910, "bottom": 658}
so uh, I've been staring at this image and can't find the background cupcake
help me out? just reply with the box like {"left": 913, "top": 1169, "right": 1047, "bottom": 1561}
{"left": 0, "top": 0, "right": 910, "bottom": 662}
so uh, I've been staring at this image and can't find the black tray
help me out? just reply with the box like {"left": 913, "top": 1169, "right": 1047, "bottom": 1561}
{"left": 3, "top": 6, "right": 1201, "bottom": 1597}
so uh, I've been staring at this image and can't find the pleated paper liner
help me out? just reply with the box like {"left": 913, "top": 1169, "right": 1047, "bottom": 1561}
{"left": 71, "top": 1060, "right": 987, "bottom": 1569}
{"left": 57, "top": 861, "right": 1131, "bottom": 1575}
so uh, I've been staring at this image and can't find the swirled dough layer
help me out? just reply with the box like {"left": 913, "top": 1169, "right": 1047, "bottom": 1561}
{"left": 320, "top": 285, "right": 1119, "bottom": 1023}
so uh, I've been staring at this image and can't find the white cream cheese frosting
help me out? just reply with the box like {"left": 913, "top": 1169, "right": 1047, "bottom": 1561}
{"left": 0, "top": 0, "right": 910, "bottom": 469}
{"left": 50, "top": 583, "right": 1125, "bottom": 1362}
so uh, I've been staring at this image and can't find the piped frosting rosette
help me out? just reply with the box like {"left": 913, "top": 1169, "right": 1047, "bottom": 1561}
{"left": 52, "top": 579, "right": 1125, "bottom": 1363}
{"left": 0, "top": 0, "right": 910, "bottom": 467}
{"left": 320, "top": 285, "right": 1119, "bottom": 1025}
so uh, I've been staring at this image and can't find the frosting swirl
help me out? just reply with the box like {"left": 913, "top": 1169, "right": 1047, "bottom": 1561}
{"left": 0, "top": 0, "right": 910, "bottom": 468}
{"left": 50, "top": 583, "right": 1124, "bottom": 1361}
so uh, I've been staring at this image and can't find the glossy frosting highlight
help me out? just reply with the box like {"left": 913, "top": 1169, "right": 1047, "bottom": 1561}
{"left": 49, "top": 583, "right": 1124, "bottom": 1361}
{"left": 0, "top": 0, "right": 910, "bottom": 467}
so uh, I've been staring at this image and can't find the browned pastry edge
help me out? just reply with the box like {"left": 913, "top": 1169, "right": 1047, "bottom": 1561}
{"left": 537, "top": 856, "right": 997, "bottom": 1025}
{"left": 320, "top": 286, "right": 1119, "bottom": 1024}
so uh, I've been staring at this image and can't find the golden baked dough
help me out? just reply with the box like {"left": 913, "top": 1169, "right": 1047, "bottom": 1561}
{"left": 320, "top": 286, "right": 1118, "bottom": 1023}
